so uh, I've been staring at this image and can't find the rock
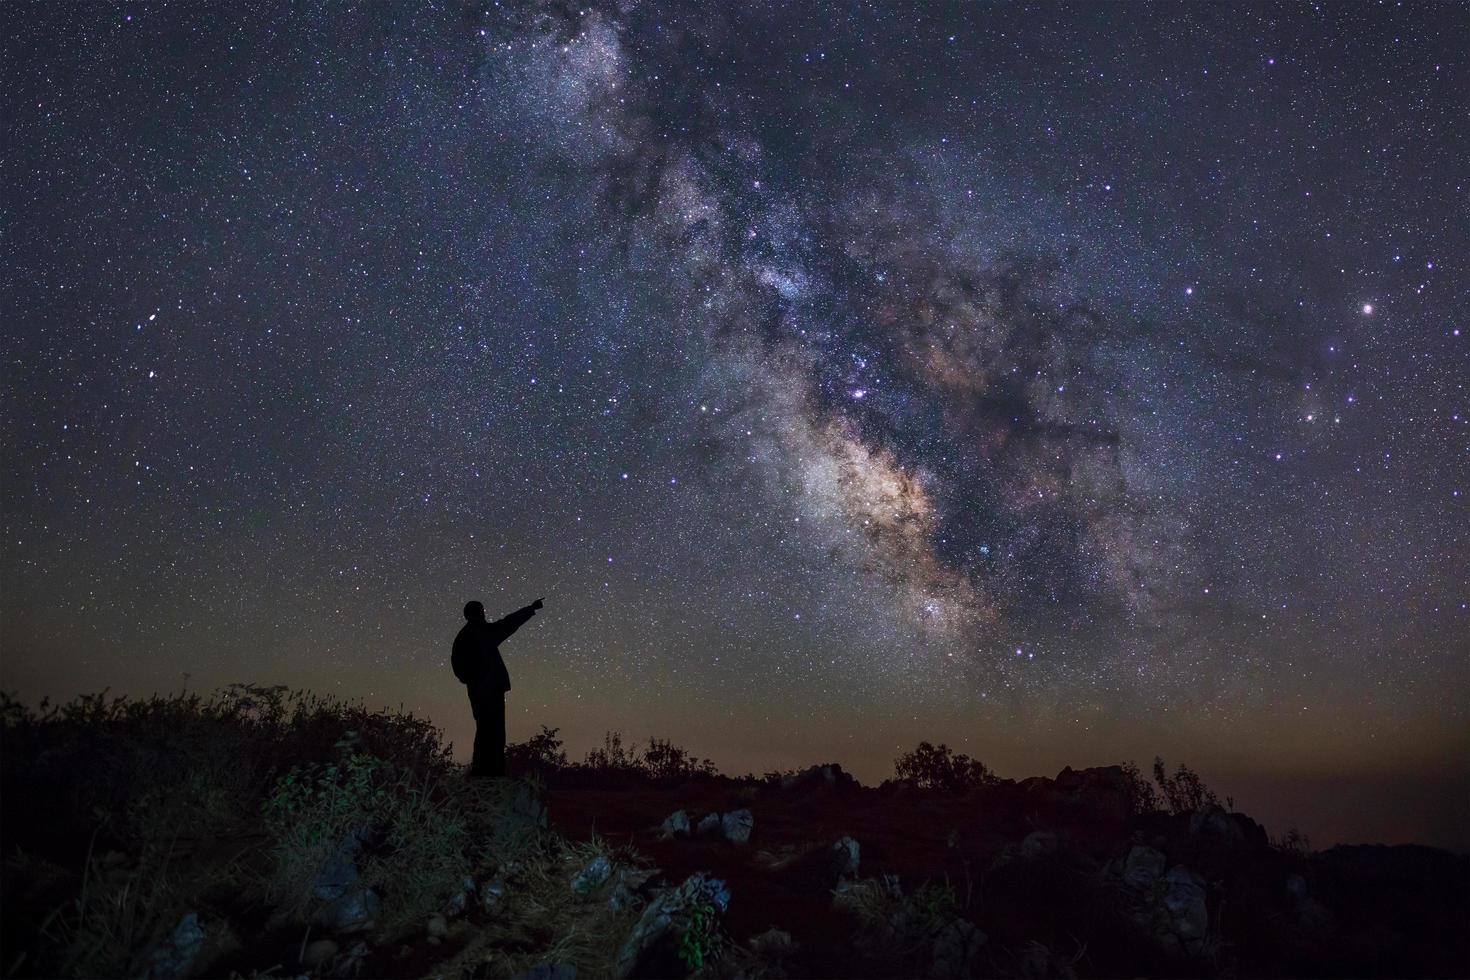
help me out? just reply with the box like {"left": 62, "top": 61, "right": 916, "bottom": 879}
{"left": 571, "top": 854, "right": 613, "bottom": 894}
{"left": 1160, "top": 865, "right": 1208, "bottom": 953}
{"left": 660, "top": 809, "right": 691, "bottom": 838}
{"left": 145, "top": 911, "right": 206, "bottom": 979}
{"left": 876, "top": 778, "right": 921, "bottom": 797}
{"left": 722, "top": 808, "right": 754, "bottom": 845}
{"left": 313, "top": 886, "right": 380, "bottom": 932}
{"left": 1229, "top": 811, "right": 1270, "bottom": 849}
{"left": 426, "top": 935, "right": 441, "bottom": 946}
{"left": 831, "top": 836, "right": 860, "bottom": 877}
{"left": 312, "top": 824, "right": 372, "bottom": 900}
{"left": 1285, "top": 872, "right": 1309, "bottom": 899}
{"left": 831, "top": 877, "right": 866, "bottom": 911}
{"left": 780, "top": 763, "right": 859, "bottom": 792}
{"left": 481, "top": 877, "right": 506, "bottom": 914}
{"left": 696, "top": 812, "right": 722, "bottom": 836}
{"left": 1295, "top": 895, "right": 1335, "bottom": 937}
{"left": 1054, "top": 765, "right": 1133, "bottom": 824}
{"left": 514, "top": 963, "right": 578, "bottom": 980}
{"left": 427, "top": 913, "right": 449, "bottom": 938}
{"left": 1123, "top": 845, "right": 1167, "bottom": 890}
{"left": 778, "top": 836, "right": 862, "bottom": 894}
{"left": 1021, "top": 830, "right": 1059, "bottom": 858}
{"left": 614, "top": 873, "right": 730, "bottom": 979}
{"left": 492, "top": 781, "right": 548, "bottom": 857}
{"left": 748, "top": 928, "right": 796, "bottom": 957}
{"left": 930, "top": 918, "right": 987, "bottom": 978}
{"left": 608, "top": 867, "right": 657, "bottom": 912}
{"left": 1190, "top": 805, "right": 1245, "bottom": 843}
{"left": 446, "top": 875, "right": 476, "bottom": 917}
{"left": 313, "top": 852, "right": 359, "bottom": 902}
{"left": 301, "top": 939, "right": 338, "bottom": 968}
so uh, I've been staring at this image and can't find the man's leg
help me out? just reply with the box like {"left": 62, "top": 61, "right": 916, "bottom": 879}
{"left": 468, "top": 688, "right": 492, "bottom": 777}
{"left": 486, "top": 693, "right": 507, "bottom": 777}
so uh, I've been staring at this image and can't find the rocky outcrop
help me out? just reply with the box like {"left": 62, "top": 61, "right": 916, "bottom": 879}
{"left": 614, "top": 873, "right": 730, "bottom": 979}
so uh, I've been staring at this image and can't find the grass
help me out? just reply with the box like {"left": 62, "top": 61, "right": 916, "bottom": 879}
{"left": 0, "top": 684, "right": 651, "bottom": 979}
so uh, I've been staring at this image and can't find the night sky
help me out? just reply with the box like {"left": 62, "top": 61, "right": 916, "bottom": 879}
{"left": 4, "top": 2, "right": 1467, "bottom": 850}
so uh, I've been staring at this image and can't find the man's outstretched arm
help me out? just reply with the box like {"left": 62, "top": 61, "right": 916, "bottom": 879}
{"left": 488, "top": 597, "right": 543, "bottom": 645}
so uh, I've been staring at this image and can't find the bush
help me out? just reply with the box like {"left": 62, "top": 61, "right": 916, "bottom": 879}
{"left": 894, "top": 741, "right": 993, "bottom": 792}
{"left": 507, "top": 725, "right": 570, "bottom": 778}
{"left": 1272, "top": 825, "right": 1312, "bottom": 857}
{"left": 641, "top": 737, "right": 719, "bottom": 782}
{"left": 1151, "top": 756, "right": 1229, "bottom": 814}
{"left": 578, "top": 731, "right": 718, "bottom": 784}
{"left": 1119, "top": 760, "right": 1161, "bottom": 816}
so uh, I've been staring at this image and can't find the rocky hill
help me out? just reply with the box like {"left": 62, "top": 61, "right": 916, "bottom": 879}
{"left": 1, "top": 687, "right": 1465, "bottom": 978}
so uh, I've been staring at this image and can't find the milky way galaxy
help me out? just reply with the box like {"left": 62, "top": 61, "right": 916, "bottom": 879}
{"left": 4, "top": 1, "right": 1467, "bottom": 848}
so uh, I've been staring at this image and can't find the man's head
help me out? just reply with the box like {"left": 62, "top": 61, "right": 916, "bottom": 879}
{"left": 463, "top": 600, "right": 486, "bottom": 622}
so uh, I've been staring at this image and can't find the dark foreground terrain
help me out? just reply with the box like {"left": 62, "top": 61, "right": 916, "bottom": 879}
{"left": 2, "top": 686, "right": 1466, "bottom": 978}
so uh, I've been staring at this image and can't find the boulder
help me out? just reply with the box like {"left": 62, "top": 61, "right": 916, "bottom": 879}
{"left": 481, "top": 877, "right": 506, "bottom": 914}
{"left": 571, "top": 855, "right": 613, "bottom": 894}
{"left": 1123, "top": 845, "right": 1167, "bottom": 890}
{"left": 1189, "top": 805, "right": 1245, "bottom": 843}
{"left": 1159, "top": 865, "right": 1208, "bottom": 953}
{"left": 492, "top": 781, "right": 548, "bottom": 857}
{"left": 780, "top": 763, "right": 859, "bottom": 792}
{"left": 1229, "top": 811, "right": 1270, "bottom": 849}
{"left": 145, "top": 912, "right": 206, "bottom": 979}
{"left": 446, "top": 875, "right": 477, "bottom": 917}
{"left": 831, "top": 836, "right": 861, "bottom": 877}
{"left": 722, "top": 808, "right": 754, "bottom": 845}
{"left": 660, "top": 809, "right": 691, "bottom": 838}
{"left": 1053, "top": 765, "right": 1133, "bottom": 826}
{"left": 515, "top": 964, "right": 577, "bottom": 980}
{"left": 614, "top": 873, "right": 730, "bottom": 979}
{"left": 930, "top": 918, "right": 987, "bottom": 978}
{"left": 779, "top": 836, "right": 861, "bottom": 894}
{"left": 1021, "top": 830, "right": 1059, "bottom": 858}
{"left": 608, "top": 866, "right": 658, "bottom": 912}
{"left": 748, "top": 927, "right": 796, "bottom": 957}
{"left": 314, "top": 886, "right": 380, "bottom": 932}
{"left": 301, "top": 939, "right": 338, "bottom": 968}
{"left": 426, "top": 914, "right": 449, "bottom": 938}
{"left": 696, "top": 812, "right": 722, "bottom": 837}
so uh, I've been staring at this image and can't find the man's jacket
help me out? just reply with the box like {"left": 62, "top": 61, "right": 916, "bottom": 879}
{"left": 451, "top": 604, "right": 537, "bottom": 692}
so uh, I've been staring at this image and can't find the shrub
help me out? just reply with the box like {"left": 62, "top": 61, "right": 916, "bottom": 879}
{"left": 894, "top": 741, "right": 993, "bottom": 792}
{"left": 1119, "top": 760, "right": 1162, "bottom": 815}
{"left": 1272, "top": 825, "right": 1312, "bottom": 857}
{"left": 641, "top": 737, "right": 719, "bottom": 781}
{"left": 507, "top": 725, "right": 569, "bottom": 777}
{"left": 584, "top": 730, "right": 642, "bottom": 775}
{"left": 578, "top": 731, "right": 718, "bottom": 784}
{"left": 1151, "top": 756, "right": 1227, "bottom": 814}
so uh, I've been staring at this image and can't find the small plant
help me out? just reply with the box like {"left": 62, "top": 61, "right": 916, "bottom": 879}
{"left": 576, "top": 731, "right": 718, "bottom": 784}
{"left": 678, "top": 901, "right": 723, "bottom": 970}
{"left": 1118, "top": 760, "right": 1161, "bottom": 816}
{"left": 584, "top": 731, "right": 641, "bottom": 774}
{"left": 507, "top": 725, "right": 569, "bottom": 776}
{"left": 1151, "top": 756, "right": 1223, "bottom": 815}
{"left": 641, "top": 736, "right": 719, "bottom": 781}
{"left": 1272, "top": 824, "right": 1312, "bottom": 857}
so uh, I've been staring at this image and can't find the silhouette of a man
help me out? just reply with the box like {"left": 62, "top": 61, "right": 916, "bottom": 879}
{"left": 452, "top": 597, "right": 543, "bottom": 778}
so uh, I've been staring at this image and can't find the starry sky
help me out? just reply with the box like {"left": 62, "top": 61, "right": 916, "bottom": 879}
{"left": 3, "top": 2, "right": 1467, "bottom": 849}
